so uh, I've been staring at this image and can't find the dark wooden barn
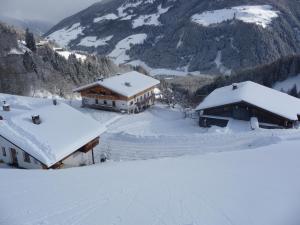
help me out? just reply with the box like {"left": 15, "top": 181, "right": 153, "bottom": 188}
{"left": 196, "top": 82, "right": 300, "bottom": 129}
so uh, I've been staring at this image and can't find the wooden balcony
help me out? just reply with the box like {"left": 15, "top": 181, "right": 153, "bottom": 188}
{"left": 78, "top": 137, "right": 100, "bottom": 153}
{"left": 135, "top": 95, "right": 155, "bottom": 108}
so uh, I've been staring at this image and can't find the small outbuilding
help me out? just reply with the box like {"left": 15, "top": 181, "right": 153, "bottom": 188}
{"left": 74, "top": 71, "right": 160, "bottom": 113}
{"left": 0, "top": 98, "right": 105, "bottom": 169}
{"left": 195, "top": 81, "right": 300, "bottom": 129}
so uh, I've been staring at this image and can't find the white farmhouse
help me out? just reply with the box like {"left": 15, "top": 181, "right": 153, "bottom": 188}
{"left": 0, "top": 96, "right": 105, "bottom": 169}
{"left": 74, "top": 71, "right": 160, "bottom": 113}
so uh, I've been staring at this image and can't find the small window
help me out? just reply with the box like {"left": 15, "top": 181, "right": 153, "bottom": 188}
{"left": 112, "top": 101, "right": 116, "bottom": 107}
{"left": 23, "top": 152, "right": 31, "bottom": 163}
{"left": 2, "top": 147, "right": 6, "bottom": 157}
{"left": 104, "top": 100, "right": 107, "bottom": 105}
{"left": 130, "top": 101, "right": 133, "bottom": 105}
{"left": 95, "top": 99, "right": 99, "bottom": 104}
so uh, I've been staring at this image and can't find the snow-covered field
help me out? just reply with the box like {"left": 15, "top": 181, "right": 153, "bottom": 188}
{"left": 1, "top": 138, "right": 300, "bottom": 225}
{"left": 127, "top": 60, "right": 203, "bottom": 76}
{"left": 76, "top": 103, "right": 300, "bottom": 162}
{"left": 78, "top": 35, "right": 113, "bottom": 48}
{"left": 55, "top": 50, "right": 87, "bottom": 61}
{"left": 108, "top": 34, "right": 147, "bottom": 64}
{"left": 1, "top": 94, "right": 300, "bottom": 225}
{"left": 47, "top": 23, "right": 84, "bottom": 47}
{"left": 191, "top": 5, "right": 279, "bottom": 28}
{"left": 132, "top": 4, "right": 170, "bottom": 28}
{"left": 273, "top": 74, "right": 300, "bottom": 92}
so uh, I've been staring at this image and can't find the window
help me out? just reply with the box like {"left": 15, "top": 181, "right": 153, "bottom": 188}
{"left": 2, "top": 147, "right": 6, "bottom": 157}
{"left": 104, "top": 100, "right": 107, "bottom": 105}
{"left": 95, "top": 99, "right": 99, "bottom": 104}
{"left": 23, "top": 152, "right": 31, "bottom": 163}
{"left": 112, "top": 101, "right": 116, "bottom": 107}
{"left": 130, "top": 101, "right": 134, "bottom": 105}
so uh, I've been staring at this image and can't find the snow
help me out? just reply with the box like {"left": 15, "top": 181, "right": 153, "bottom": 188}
{"left": 93, "top": 13, "right": 119, "bottom": 23}
{"left": 47, "top": 23, "right": 84, "bottom": 47}
{"left": 0, "top": 94, "right": 105, "bottom": 167}
{"left": 78, "top": 35, "right": 113, "bottom": 47}
{"left": 1, "top": 137, "right": 300, "bottom": 225}
{"left": 8, "top": 48, "right": 23, "bottom": 55}
{"left": 74, "top": 71, "right": 160, "bottom": 98}
{"left": 214, "top": 51, "right": 232, "bottom": 76}
{"left": 1, "top": 92, "right": 300, "bottom": 225}
{"left": 108, "top": 34, "right": 147, "bottom": 65}
{"left": 128, "top": 60, "right": 203, "bottom": 76}
{"left": 117, "top": 1, "right": 144, "bottom": 17}
{"left": 196, "top": 81, "right": 300, "bottom": 120}
{"left": 273, "top": 74, "right": 300, "bottom": 92}
{"left": 55, "top": 50, "right": 87, "bottom": 61}
{"left": 191, "top": 5, "right": 279, "bottom": 28}
{"left": 132, "top": 4, "right": 170, "bottom": 28}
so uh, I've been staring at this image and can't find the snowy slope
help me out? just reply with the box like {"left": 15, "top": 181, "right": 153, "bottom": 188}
{"left": 46, "top": 22, "right": 84, "bottom": 47}
{"left": 108, "top": 34, "right": 147, "bottom": 64}
{"left": 191, "top": 5, "right": 279, "bottom": 28}
{"left": 273, "top": 74, "right": 300, "bottom": 92}
{"left": 1, "top": 139, "right": 300, "bottom": 225}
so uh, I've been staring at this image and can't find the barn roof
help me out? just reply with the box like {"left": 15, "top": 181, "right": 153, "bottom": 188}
{"left": 196, "top": 81, "right": 300, "bottom": 120}
{"left": 74, "top": 71, "right": 160, "bottom": 98}
{"left": 0, "top": 95, "right": 105, "bottom": 167}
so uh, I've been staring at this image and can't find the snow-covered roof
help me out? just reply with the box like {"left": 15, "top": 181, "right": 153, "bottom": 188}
{"left": 74, "top": 71, "right": 160, "bottom": 98}
{"left": 196, "top": 81, "right": 300, "bottom": 120}
{"left": 0, "top": 95, "right": 105, "bottom": 167}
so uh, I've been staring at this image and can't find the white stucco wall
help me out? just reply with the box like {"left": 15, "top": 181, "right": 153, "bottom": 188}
{"left": 62, "top": 150, "right": 94, "bottom": 167}
{"left": 0, "top": 136, "right": 44, "bottom": 169}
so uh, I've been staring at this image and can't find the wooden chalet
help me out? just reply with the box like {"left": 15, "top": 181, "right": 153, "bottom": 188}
{"left": 195, "top": 81, "right": 300, "bottom": 129}
{"left": 74, "top": 71, "right": 160, "bottom": 113}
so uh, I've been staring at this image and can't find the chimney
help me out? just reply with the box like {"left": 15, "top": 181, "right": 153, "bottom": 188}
{"left": 3, "top": 101, "right": 10, "bottom": 112}
{"left": 232, "top": 83, "right": 238, "bottom": 90}
{"left": 125, "top": 82, "right": 131, "bottom": 87}
{"left": 32, "top": 115, "right": 41, "bottom": 125}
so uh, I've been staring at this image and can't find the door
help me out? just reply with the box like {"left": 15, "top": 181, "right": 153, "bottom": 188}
{"left": 10, "top": 148, "right": 18, "bottom": 166}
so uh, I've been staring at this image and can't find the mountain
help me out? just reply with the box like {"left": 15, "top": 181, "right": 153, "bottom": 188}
{"left": 45, "top": 0, "right": 300, "bottom": 76}
{"left": 0, "top": 16, "right": 54, "bottom": 36}
{"left": 0, "top": 22, "right": 122, "bottom": 97}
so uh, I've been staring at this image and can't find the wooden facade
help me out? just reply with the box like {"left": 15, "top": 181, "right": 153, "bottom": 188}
{"left": 78, "top": 84, "right": 156, "bottom": 113}
{"left": 199, "top": 101, "right": 297, "bottom": 129}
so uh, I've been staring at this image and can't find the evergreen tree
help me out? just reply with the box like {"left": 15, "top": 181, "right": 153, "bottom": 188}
{"left": 289, "top": 84, "right": 298, "bottom": 97}
{"left": 25, "top": 28, "right": 36, "bottom": 52}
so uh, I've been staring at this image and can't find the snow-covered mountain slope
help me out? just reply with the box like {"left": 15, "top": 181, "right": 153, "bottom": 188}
{"left": 1, "top": 138, "right": 300, "bottom": 225}
{"left": 273, "top": 74, "right": 300, "bottom": 91}
{"left": 45, "top": 0, "right": 300, "bottom": 75}
{"left": 0, "top": 23, "right": 122, "bottom": 97}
